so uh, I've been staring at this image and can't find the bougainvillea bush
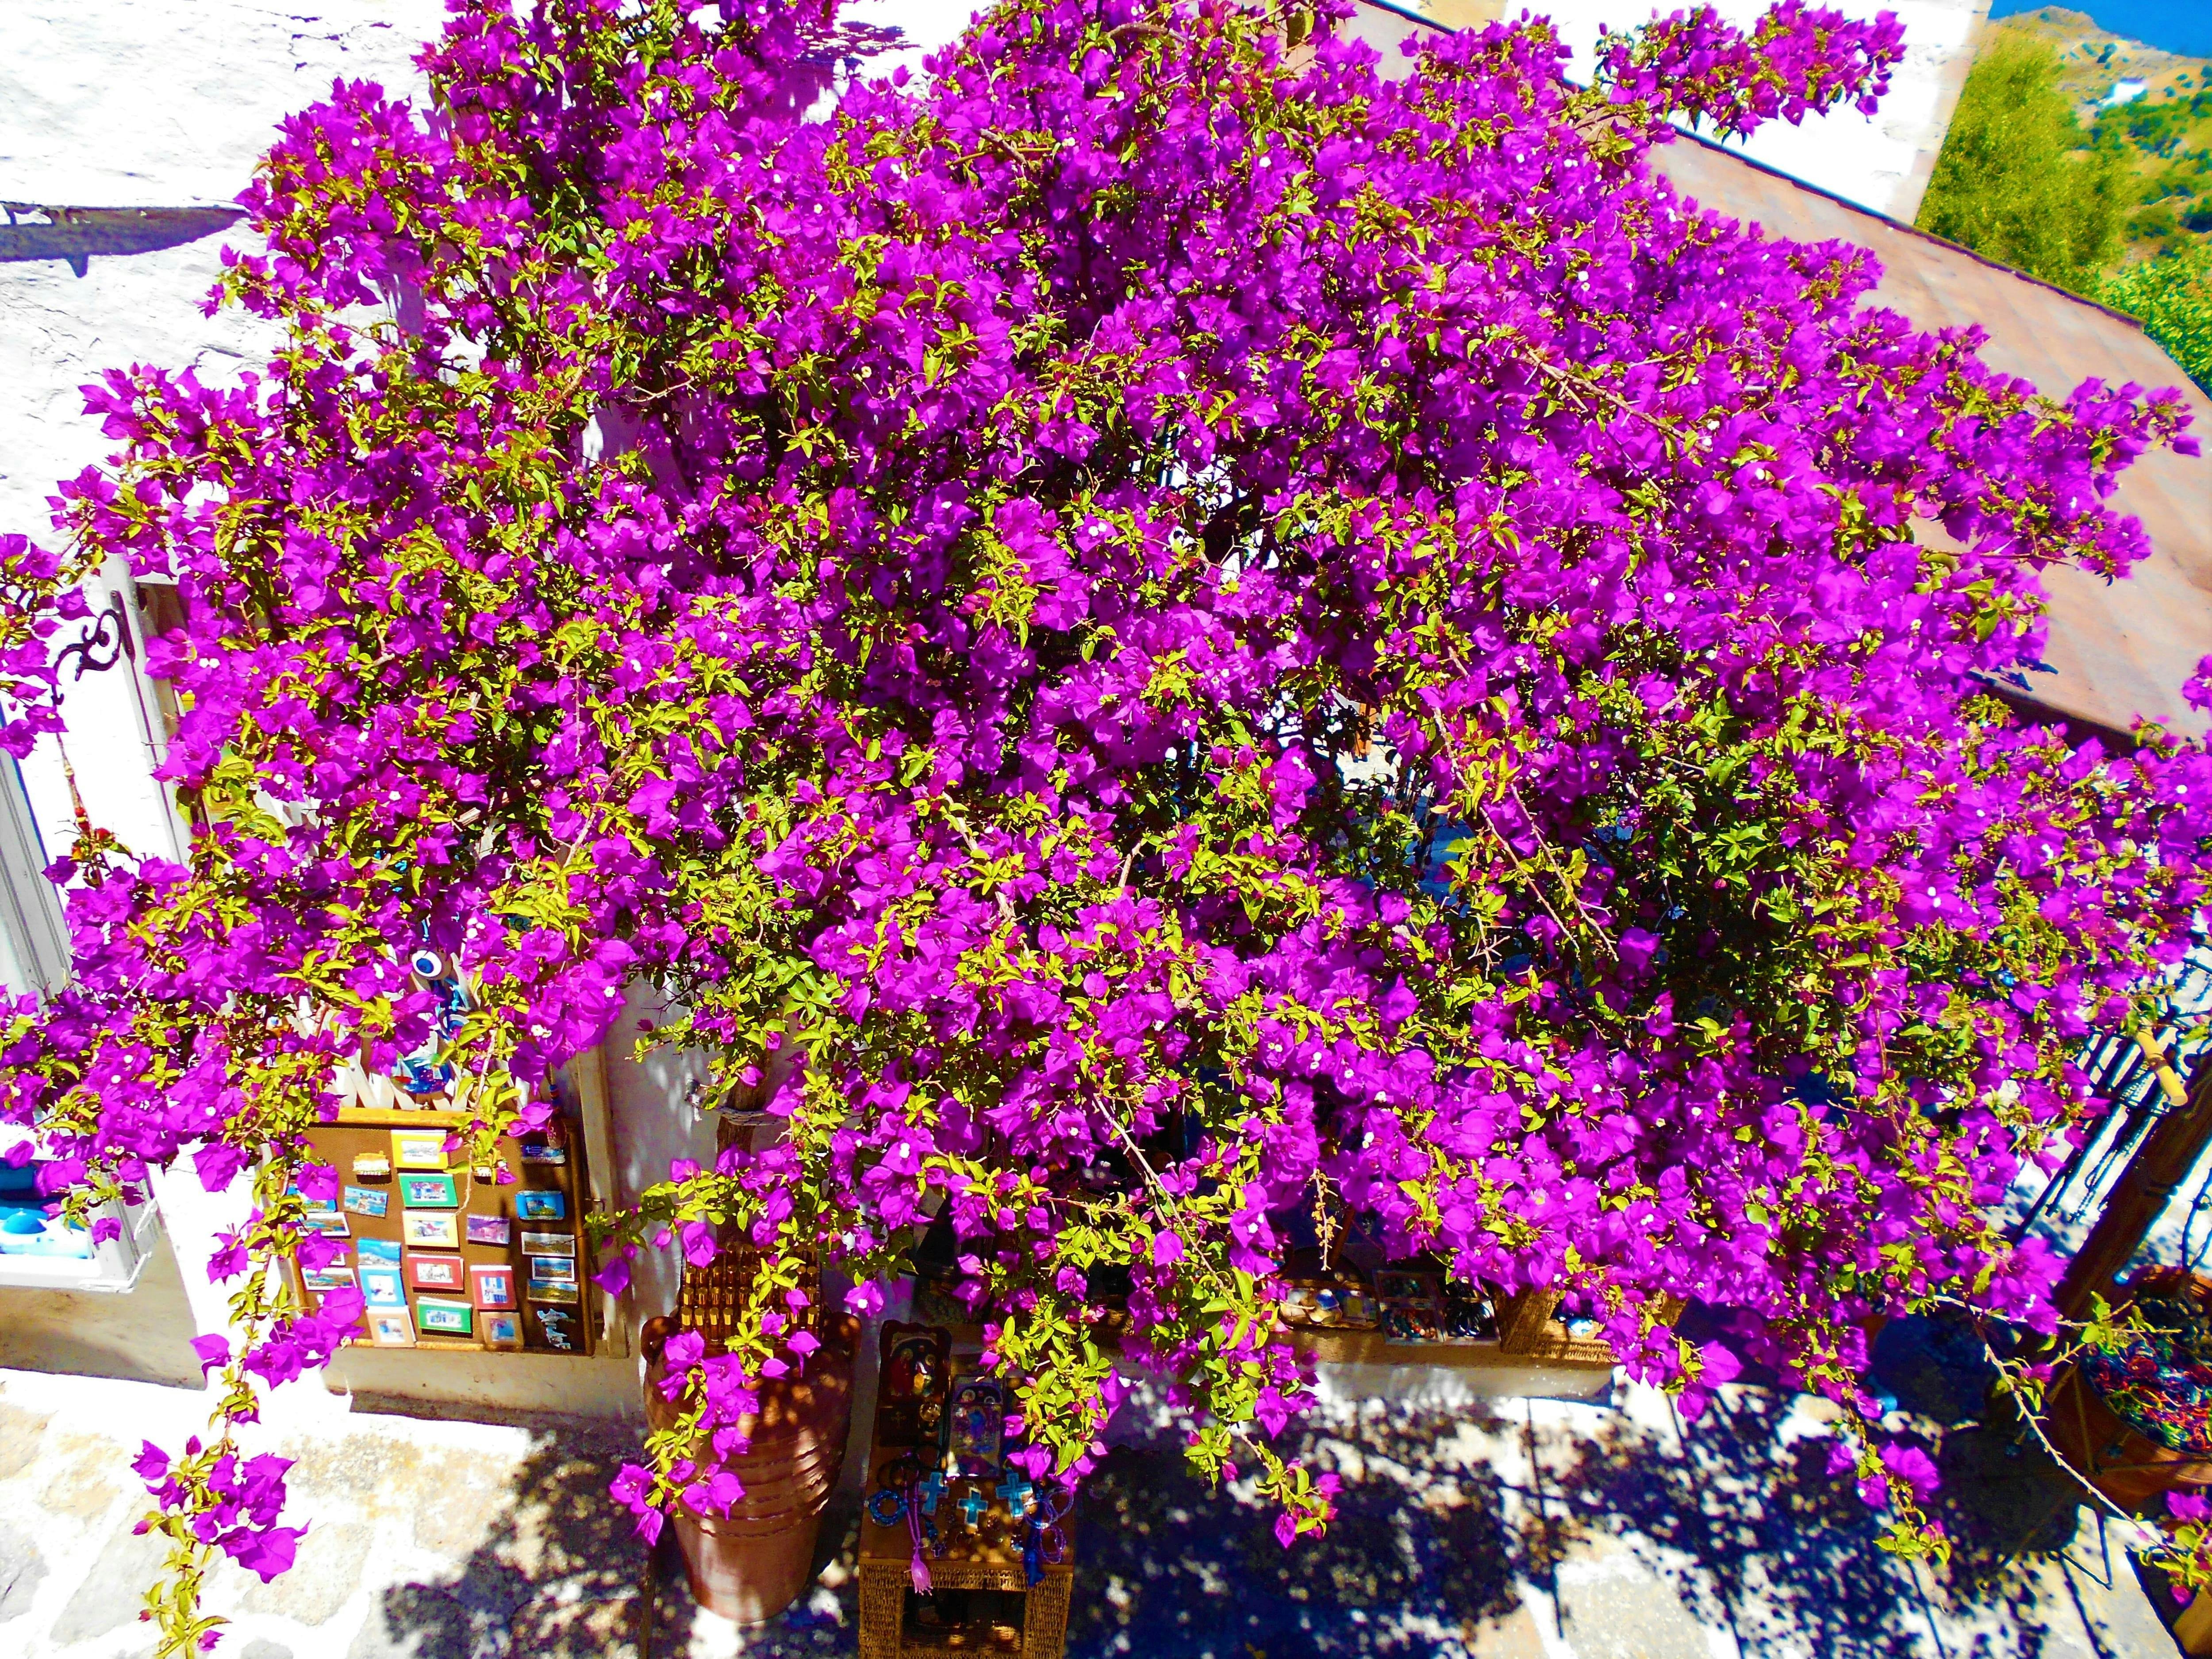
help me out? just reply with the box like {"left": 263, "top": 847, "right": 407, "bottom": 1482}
{"left": 2, "top": 0, "right": 2208, "bottom": 1645}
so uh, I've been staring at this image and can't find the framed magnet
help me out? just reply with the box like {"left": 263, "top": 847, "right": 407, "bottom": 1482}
{"left": 402, "top": 1211, "right": 460, "bottom": 1249}
{"left": 357, "top": 1237, "right": 402, "bottom": 1266}
{"left": 392, "top": 1130, "right": 448, "bottom": 1171}
{"left": 528, "top": 1279, "right": 579, "bottom": 1306}
{"left": 464, "top": 1214, "right": 511, "bottom": 1247}
{"left": 471, "top": 1264, "right": 517, "bottom": 1310}
{"left": 398, "top": 1172, "right": 458, "bottom": 1210}
{"left": 343, "top": 1185, "right": 389, "bottom": 1218}
{"left": 513, "top": 1189, "right": 567, "bottom": 1221}
{"left": 479, "top": 1311, "right": 523, "bottom": 1351}
{"left": 360, "top": 1266, "right": 406, "bottom": 1310}
{"left": 527, "top": 1254, "right": 577, "bottom": 1284}
{"left": 352, "top": 1152, "right": 392, "bottom": 1181}
{"left": 302, "top": 1264, "right": 356, "bottom": 1293}
{"left": 302, "top": 1210, "right": 350, "bottom": 1239}
{"left": 518, "top": 1129, "right": 567, "bottom": 1165}
{"left": 519, "top": 1230, "right": 573, "bottom": 1257}
{"left": 406, "top": 1253, "right": 466, "bottom": 1293}
{"left": 415, "top": 1296, "right": 474, "bottom": 1336}
{"left": 368, "top": 1309, "right": 416, "bottom": 1347}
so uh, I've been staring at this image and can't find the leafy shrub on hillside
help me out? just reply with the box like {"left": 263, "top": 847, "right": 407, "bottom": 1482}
{"left": 1918, "top": 34, "right": 2134, "bottom": 293}
{"left": 2103, "top": 239, "right": 2212, "bottom": 391}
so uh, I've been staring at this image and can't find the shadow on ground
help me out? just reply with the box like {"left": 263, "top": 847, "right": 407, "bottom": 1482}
{"left": 347, "top": 1423, "right": 657, "bottom": 1659}
{"left": 343, "top": 1315, "right": 2149, "bottom": 1659}
{"left": 1068, "top": 1406, "right": 1524, "bottom": 1657}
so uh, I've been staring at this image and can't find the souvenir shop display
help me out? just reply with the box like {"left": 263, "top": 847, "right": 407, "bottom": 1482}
{"left": 281, "top": 1075, "right": 594, "bottom": 1357}
{"left": 859, "top": 1325, "right": 1074, "bottom": 1659}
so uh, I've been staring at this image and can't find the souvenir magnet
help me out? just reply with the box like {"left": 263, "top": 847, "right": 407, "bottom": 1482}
{"left": 402, "top": 1211, "right": 460, "bottom": 1249}
{"left": 368, "top": 1309, "right": 416, "bottom": 1347}
{"left": 399, "top": 1172, "right": 459, "bottom": 1209}
{"left": 416, "top": 1296, "right": 474, "bottom": 1336}
{"left": 406, "top": 1253, "right": 466, "bottom": 1292}
{"left": 480, "top": 1311, "right": 523, "bottom": 1350}
{"left": 392, "top": 1131, "right": 448, "bottom": 1171}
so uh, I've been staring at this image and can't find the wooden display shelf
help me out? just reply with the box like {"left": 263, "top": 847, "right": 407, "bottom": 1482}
{"left": 286, "top": 1101, "right": 595, "bottom": 1359}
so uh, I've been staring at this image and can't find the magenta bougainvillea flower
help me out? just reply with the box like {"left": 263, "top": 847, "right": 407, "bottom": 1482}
{"left": 1, "top": 0, "right": 2206, "bottom": 1644}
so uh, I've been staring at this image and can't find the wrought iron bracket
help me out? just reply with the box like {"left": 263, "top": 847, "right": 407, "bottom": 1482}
{"left": 53, "top": 593, "right": 135, "bottom": 683}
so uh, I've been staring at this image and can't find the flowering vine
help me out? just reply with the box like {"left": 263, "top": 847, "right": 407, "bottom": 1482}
{"left": 1, "top": 0, "right": 2208, "bottom": 1649}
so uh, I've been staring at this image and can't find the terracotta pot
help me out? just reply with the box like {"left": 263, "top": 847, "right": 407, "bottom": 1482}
{"left": 641, "top": 1311, "right": 860, "bottom": 1624}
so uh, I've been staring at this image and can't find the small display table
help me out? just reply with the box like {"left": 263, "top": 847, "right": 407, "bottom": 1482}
{"left": 857, "top": 1356, "right": 1073, "bottom": 1659}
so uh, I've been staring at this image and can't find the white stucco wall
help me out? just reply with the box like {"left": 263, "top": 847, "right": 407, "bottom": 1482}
{"left": 2, "top": 3, "right": 450, "bottom": 872}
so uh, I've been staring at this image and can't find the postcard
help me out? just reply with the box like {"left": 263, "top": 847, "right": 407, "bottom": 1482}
{"left": 519, "top": 1231, "right": 573, "bottom": 1257}
{"left": 343, "top": 1185, "right": 389, "bottom": 1217}
{"left": 464, "top": 1214, "right": 511, "bottom": 1248}
{"left": 360, "top": 1266, "right": 406, "bottom": 1310}
{"left": 357, "top": 1237, "right": 402, "bottom": 1265}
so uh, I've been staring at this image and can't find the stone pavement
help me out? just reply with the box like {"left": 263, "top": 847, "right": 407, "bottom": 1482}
{"left": 0, "top": 1355, "right": 2188, "bottom": 1659}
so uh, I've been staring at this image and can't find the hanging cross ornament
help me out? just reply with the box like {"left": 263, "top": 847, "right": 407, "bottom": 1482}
{"left": 1020, "top": 1482, "right": 1074, "bottom": 1588}
{"left": 957, "top": 1486, "right": 990, "bottom": 1528}
{"left": 994, "top": 1474, "right": 1035, "bottom": 1518}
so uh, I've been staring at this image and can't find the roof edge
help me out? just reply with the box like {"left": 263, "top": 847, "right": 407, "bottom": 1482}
{"left": 1341, "top": 0, "right": 2158, "bottom": 343}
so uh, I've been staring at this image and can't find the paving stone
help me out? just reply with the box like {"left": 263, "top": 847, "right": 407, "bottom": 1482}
{"left": 0, "top": 1518, "right": 49, "bottom": 1623}
{"left": 48, "top": 1517, "right": 169, "bottom": 1644}
{"left": 1556, "top": 1569, "right": 1714, "bottom": 1659}
{"left": 347, "top": 1583, "right": 475, "bottom": 1659}
{"left": 242, "top": 1519, "right": 372, "bottom": 1626}
{"left": 450, "top": 1557, "right": 532, "bottom": 1621}
{"left": 410, "top": 1464, "right": 515, "bottom": 1560}
{"left": 508, "top": 1593, "right": 640, "bottom": 1659}
{"left": 1464, "top": 1603, "right": 1546, "bottom": 1659}
{"left": 0, "top": 1400, "right": 53, "bottom": 1481}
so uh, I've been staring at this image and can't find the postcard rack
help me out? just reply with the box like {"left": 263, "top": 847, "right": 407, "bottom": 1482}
{"left": 284, "top": 1104, "right": 595, "bottom": 1358}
